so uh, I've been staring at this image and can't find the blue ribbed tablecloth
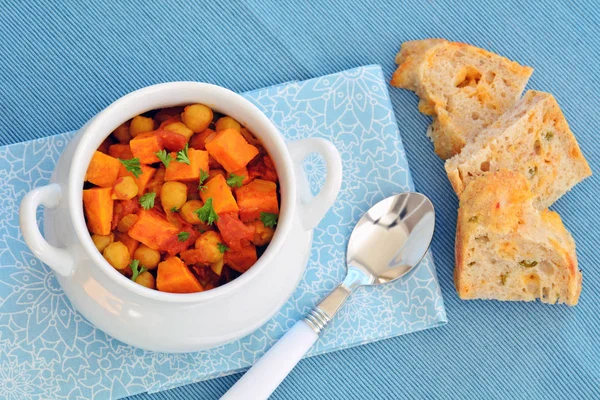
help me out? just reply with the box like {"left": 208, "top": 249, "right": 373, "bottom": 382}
{"left": 1, "top": 1, "right": 599, "bottom": 399}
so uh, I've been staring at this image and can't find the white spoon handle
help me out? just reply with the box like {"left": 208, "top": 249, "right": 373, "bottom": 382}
{"left": 221, "top": 320, "right": 318, "bottom": 400}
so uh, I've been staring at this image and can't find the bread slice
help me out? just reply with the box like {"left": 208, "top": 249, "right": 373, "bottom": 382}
{"left": 455, "top": 170, "right": 582, "bottom": 306}
{"left": 445, "top": 90, "right": 592, "bottom": 209}
{"left": 391, "top": 39, "right": 533, "bottom": 159}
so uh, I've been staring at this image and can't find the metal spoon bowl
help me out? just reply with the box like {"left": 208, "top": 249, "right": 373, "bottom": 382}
{"left": 223, "top": 193, "right": 435, "bottom": 400}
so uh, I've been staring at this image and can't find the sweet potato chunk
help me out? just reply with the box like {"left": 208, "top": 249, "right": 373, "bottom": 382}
{"left": 236, "top": 179, "right": 279, "bottom": 222}
{"left": 225, "top": 243, "right": 257, "bottom": 273}
{"left": 130, "top": 132, "right": 161, "bottom": 164}
{"left": 128, "top": 209, "right": 180, "bottom": 251}
{"left": 128, "top": 209, "right": 196, "bottom": 255}
{"left": 108, "top": 144, "right": 134, "bottom": 160}
{"left": 180, "top": 248, "right": 209, "bottom": 265}
{"left": 205, "top": 128, "right": 259, "bottom": 172}
{"left": 83, "top": 188, "right": 114, "bottom": 235}
{"left": 229, "top": 166, "right": 251, "bottom": 186}
{"left": 164, "top": 148, "right": 209, "bottom": 182}
{"left": 157, "top": 256, "right": 204, "bottom": 293}
{"left": 85, "top": 151, "right": 122, "bottom": 188}
{"left": 217, "top": 212, "right": 255, "bottom": 250}
{"left": 200, "top": 174, "right": 238, "bottom": 214}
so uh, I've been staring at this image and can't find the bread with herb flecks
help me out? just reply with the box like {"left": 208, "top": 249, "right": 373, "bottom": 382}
{"left": 445, "top": 90, "right": 592, "bottom": 209}
{"left": 455, "top": 170, "right": 581, "bottom": 306}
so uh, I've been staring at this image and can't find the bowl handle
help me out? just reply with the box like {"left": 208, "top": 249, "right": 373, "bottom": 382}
{"left": 20, "top": 184, "right": 75, "bottom": 276}
{"left": 287, "top": 138, "right": 342, "bottom": 230}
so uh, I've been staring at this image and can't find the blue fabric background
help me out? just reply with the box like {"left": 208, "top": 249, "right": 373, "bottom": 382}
{"left": 1, "top": 1, "right": 598, "bottom": 399}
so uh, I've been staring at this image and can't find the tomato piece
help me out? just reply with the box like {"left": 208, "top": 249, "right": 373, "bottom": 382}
{"left": 216, "top": 212, "right": 255, "bottom": 250}
{"left": 156, "top": 130, "right": 187, "bottom": 152}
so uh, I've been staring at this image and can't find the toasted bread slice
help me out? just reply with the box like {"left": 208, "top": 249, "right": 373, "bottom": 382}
{"left": 445, "top": 90, "right": 592, "bottom": 209}
{"left": 391, "top": 39, "right": 533, "bottom": 159}
{"left": 455, "top": 170, "right": 582, "bottom": 306}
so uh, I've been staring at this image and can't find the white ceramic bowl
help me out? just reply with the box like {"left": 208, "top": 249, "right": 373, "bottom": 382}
{"left": 19, "top": 82, "right": 342, "bottom": 352}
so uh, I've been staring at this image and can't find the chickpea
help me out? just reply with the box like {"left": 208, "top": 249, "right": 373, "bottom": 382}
{"left": 92, "top": 233, "right": 114, "bottom": 252}
{"left": 216, "top": 116, "right": 241, "bottom": 132}
{"left": 163, "top": 122, "right": 194, "bottom": 141}
{"left": 103, "top": 241, "right": 130, "bottom": 271}
{"left": 112, "top": 176, "right": 138, "bottom": 200}
{"left": 133, "top": 244, "right": 161, "bottom": 270}
{"left": 248, "top": 220, "right": 275, "bottom": 246}
{"left": 117, "top": 213, "right": 139, "bottom": 233}
{"left": 135, "top": 271, "right": 156, "bottom": 289}
{"left": 160, "top": 181, "right": 187, "bottom": 211}
{"left": 112, "top": 121, "right": 131, "bottom": 143}
{"left": 195, "top": 231, "right": 224, "bottom": 264}
{"left": 129, "top": 115, "right": 155, "bottom": 138}
{"left": 180, "top": 200, "right": 203, "bottom": 224}
{"left": 181, "top": 104, "right": 213, "bottom": 133}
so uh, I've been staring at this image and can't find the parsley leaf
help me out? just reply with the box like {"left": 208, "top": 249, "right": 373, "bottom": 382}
{"left": 176, "top": 143, "right": 190, "bottom": 165}
{"left": 217, "top": 243, "right": 229, "bottom": 253}
{"left": 139, "top": 192, "right": 156, "bottom": 210}
{"left": 177, "top": 231, "right": 190, "bottom": 242}
{"left": 260, "top": 212, "right": 278, "bottom": 228}
{"left": 130, "top": 259, "right": 147, "bottom": 282}
{"left": 226, "top": 173, "right": 245, "bottom": 188}
{"left": 198, "top": 169, "right": 209, "bottom": 191}
{"left": 195, "top": 198, "right": 219, "bottom": 225}
{"left": 118, "top": 157, "right": 142, "bottom": 178}
{"left": 155, "top": 149, "right": 172, "bottom": 168}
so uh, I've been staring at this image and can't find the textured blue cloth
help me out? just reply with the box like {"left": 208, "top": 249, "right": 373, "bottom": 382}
{"left": 0, "top": 65, "right": 447, "bottom": 399}
{"left": 1, "top": 0, "right": 599, "bottom": 399}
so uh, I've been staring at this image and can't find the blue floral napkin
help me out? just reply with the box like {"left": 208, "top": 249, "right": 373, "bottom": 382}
{"left": 0, "top": 65, "right": 447, "bottom": 399}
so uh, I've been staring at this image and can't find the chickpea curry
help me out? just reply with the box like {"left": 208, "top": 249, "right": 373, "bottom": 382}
{"left": 83, "top": 104, "right": 280, "bottom": 293}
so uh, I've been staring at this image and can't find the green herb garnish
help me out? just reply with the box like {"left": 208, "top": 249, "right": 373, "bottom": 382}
{"left": 177, "top": 231, "right": 190, "bottom": 242}
{"left": 139, "top": 192, "right": 156, "bottom": 210}
{"left": 130, "top": 259, "right": 147, "bottom": 282}
{"left": 217, "top": 243, "right": 229, "bottom": 253}
{"left": 195, "top": 198, "right": 219, "bottom": 225}
{"left": 198, "top": 169, "right": 210, "bottom": 191}
{"left": 226, "top": 173, "right": 245, "bottom": 188}
{"left": 543, "top": 131, "right": 554, "bottom": 140}
{"left": 519, "top": 260, "right": 538, "bottom": 268}
{"left": 155, "top": 149, "right": 173, "bottom": 168}
{"left": 260, "top": 212, "right": 278, "bottom": 228}
{"left": 118, "top": 157, "right": 142, "bottom": 178}
{"left": 176, "top": 143, "right": 190, "bottom": 165}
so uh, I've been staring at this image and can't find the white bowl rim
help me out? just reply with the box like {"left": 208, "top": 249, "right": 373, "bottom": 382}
{"left": 68, "top": 82, "right": 296, "bottom": 303}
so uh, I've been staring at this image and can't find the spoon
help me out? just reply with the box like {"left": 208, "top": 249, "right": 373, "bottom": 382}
{"left": 222, "top": 192, "right": 435, "bottom": 400}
